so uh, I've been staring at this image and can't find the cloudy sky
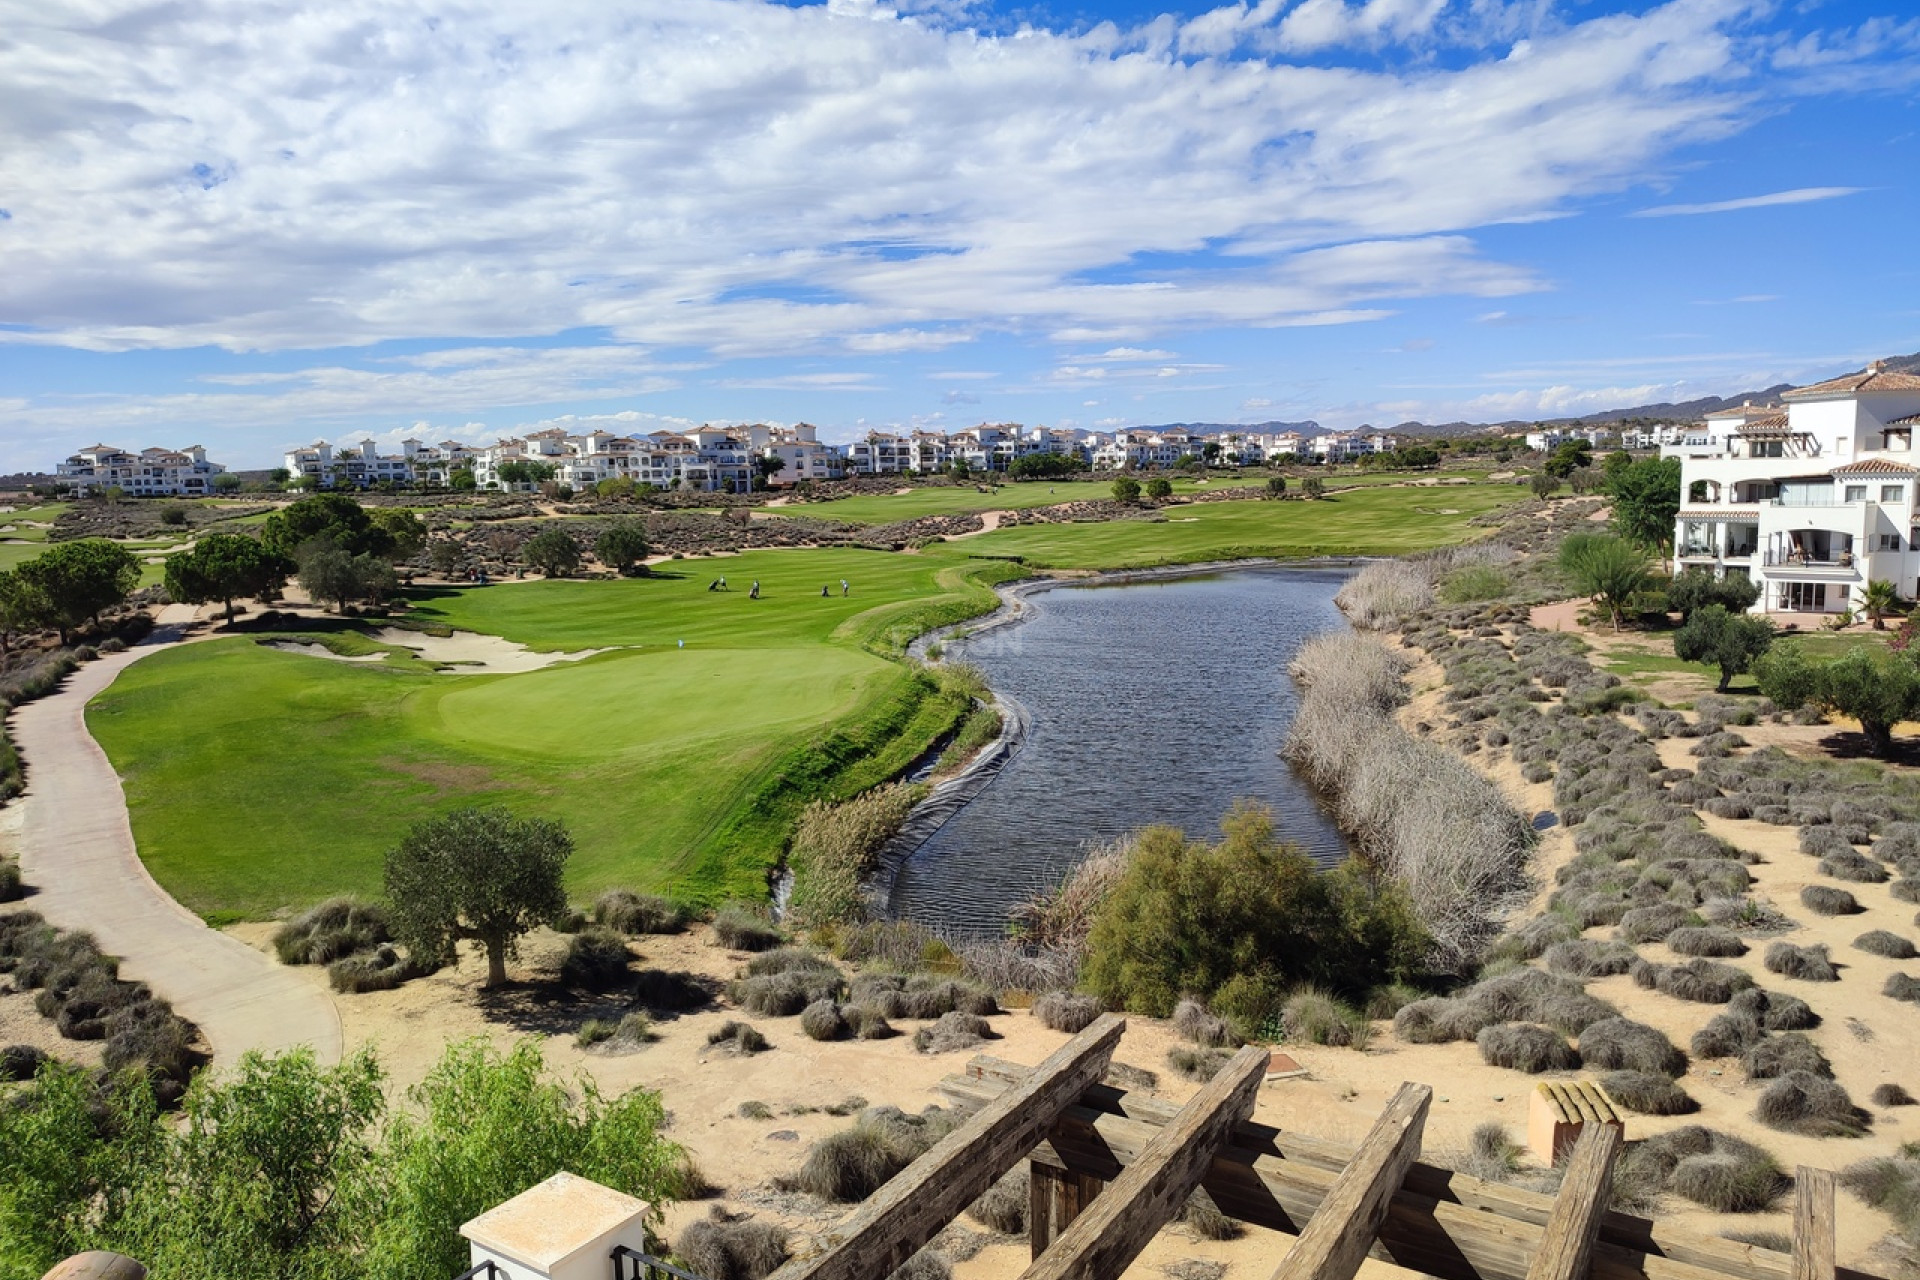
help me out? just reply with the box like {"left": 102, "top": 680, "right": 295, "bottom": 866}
{"left": 2, "top": 0, "right": 1917, "bottom": 470}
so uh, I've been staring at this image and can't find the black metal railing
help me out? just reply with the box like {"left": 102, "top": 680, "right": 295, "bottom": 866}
{"left": 611, "top": 1245, "right": 711, "bottom": 1280}
{"left": 1762, "top": 550, "right": 1854, "bottom": 568}
{"left": 453, "top": 1261, "right": 505, "bottom": 1280}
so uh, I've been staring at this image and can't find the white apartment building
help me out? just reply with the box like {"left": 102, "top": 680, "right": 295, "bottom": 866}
{"left": 758, "top": 423, "right": 844, "bottom": 485}
{"left": 1666, "top": 361, "right": 1920, "bottom": 615}
{"left": 472, "top": 427, "right": 754, "bottom": 492}
{"left": 58, "top": 444, "right": 227, "bottom": 497}
{"left": 1310, "top": 431, "right": 1399, "bottom": 463}
{"left": 283, "top": 438, "right": 478, "bottom": 488}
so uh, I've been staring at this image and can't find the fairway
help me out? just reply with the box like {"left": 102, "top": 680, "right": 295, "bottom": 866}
{"left": 88, "top": 482, "right": 1526, "bottom": 918}
{"left": 767, "top": 476, "right": 1263, "bottom": 523}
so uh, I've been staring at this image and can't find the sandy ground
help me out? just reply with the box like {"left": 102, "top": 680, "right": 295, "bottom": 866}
{"left": 369, "top": 626, "right": 614, "bottom": 673}
{"left": 1397, "top": 614, "right": 1920, "bottom": 1272}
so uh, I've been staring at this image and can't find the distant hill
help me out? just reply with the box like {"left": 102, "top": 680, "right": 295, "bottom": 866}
{"left": 1382, "top": 350, "right": 1920, "bottom": 438}
{"left": 1139, "top": 419, "right": 1321, "bottom": 435}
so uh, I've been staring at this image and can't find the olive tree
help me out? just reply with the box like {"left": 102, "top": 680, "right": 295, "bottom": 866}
{"left": 1110, "top": 476, "right": 1141, "bottom": 503}
{"left": 384, "top": 808, "right": 572, "bottom": 987}
{"left": 1673, "top": 604, "right": 1775, "bottom": 691}
{"left": 594, "top": 519, "right": 650, "bottom": 575}
{"left": 1756, "top": 646, "right": 1920, "bottom": 757}
{"left": 522, "top": 529, "right": 581, "bottom": 577}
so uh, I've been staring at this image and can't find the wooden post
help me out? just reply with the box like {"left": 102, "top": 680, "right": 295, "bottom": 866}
{"left": 768, "top": 1015, "right": 1124, "bottom": 1280}
{"left": 1029, "top": 1164, "right": 1104, "bottom": 1259}
{"left": 1526, "top": 1122, "right": 1623, "bottom": 1280}
{"left": 1793, "top": 1167, "right": 1836, "bottom": 1280}
{"left": 1267, "top": 1082, "right": 1432, "bottom": 1280}
{"left": 1019, "top": 1044, "right": 1267, "bottom": 1280}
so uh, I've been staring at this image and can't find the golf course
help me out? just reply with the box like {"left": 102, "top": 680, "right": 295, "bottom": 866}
{"left": 86, "top": 479, "right": 1523, "bottom": 920}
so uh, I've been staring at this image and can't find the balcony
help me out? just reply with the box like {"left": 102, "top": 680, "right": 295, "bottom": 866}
{"left": 1761, "top": 550, "right": 1858, "bottom": 574}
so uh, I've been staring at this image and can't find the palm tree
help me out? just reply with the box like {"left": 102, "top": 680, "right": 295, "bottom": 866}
{"left": 1861, "top": 578, "right": 1901, "bottom": 631}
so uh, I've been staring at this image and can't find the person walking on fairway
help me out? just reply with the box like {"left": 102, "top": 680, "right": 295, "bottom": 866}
{"left": 749, "top": 580, "right": 760, "bottom": 599}
{"left": 821, "top": 584, "right": 830, "bottom": 597}
{"left": 840, "top": 579, "right": 850, "bottom": 597}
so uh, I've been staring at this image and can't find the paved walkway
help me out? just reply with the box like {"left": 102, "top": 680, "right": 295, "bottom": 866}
{"left": 11, "top": 607, "right": 342, "bottom": 1065}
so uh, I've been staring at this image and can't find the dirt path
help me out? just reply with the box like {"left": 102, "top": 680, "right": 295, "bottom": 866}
{"left": 10, "top": 606, "right": 343, "bottom": 1065}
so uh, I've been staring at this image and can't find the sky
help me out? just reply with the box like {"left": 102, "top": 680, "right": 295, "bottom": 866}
{"left": 2, "top": 0, "right": 1918, "bottom": 472}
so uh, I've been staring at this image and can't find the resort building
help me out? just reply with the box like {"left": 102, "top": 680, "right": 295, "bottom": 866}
{"left": 471, "top": 427, "right": 755, "bottom": 492}
{"left": 283, "top": 438, "right": 478, "bottom": 488}
{"left": 1666, "top": 360, "right": 1920, "bottom": 615}
{"left": 57, "top": 444, "right": 227, "bottom": 496}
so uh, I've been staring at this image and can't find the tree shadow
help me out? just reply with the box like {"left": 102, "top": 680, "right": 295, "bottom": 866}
{"left": 1812, "top": 730, "right": 1920, "bottom": 764}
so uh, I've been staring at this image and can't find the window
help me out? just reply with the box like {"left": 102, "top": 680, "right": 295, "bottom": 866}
{"left": 1846, "top": 485, "right": 1869, "bottom": 502}
{"left": 1880, "top": 534, "right": 1903, "bottom": 552}
{"left": 1884, "top": 485, "right": 1905, "bottom": 503}
{"left": 1784, "top": 582, "right": 1828, "bottom": 611}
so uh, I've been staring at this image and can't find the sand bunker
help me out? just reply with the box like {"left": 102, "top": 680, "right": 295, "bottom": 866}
{"left": 370, "top": 627, "right": 613, "bottom": 674}
{"left": 266, "top": 641, "right": 387, "bottom": 664}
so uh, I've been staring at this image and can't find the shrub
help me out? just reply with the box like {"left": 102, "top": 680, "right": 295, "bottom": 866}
{"left": 913, "top": 1011, "right": 992, "bottom": 1054}
{"left": 1619, "top": 903, "right": 1697, "bottom": 943}
{"left": 0, "top": 860, "right": 22, "bottom": 903}
{"left": 631, "top": 968, "right": 718, "bottom": 1012}
{"left": 577, "top": 1019, "right": 616, "bottom": 1047}
{"left": 1886, "top": 973, "right": 1920, "bottom": 1005}
{"left": 1856, "top": 930, "right": 1918, "bottom": 959}
{"left": 1082, "top": 805, "right": 1430, "bottom": 1015}
{"left": 676, "top": 1208, "right": 790, "bottom": 1280}
{"left": 272, "top": 896, "right": 391, "bottom": 965}
{"left": 1667, "top": 927, "right": 1747, "bottom": 958}
{"left": 800, "top": 999, "right": 849, "bottom": 1041}
{"left": 745, "top": 947, "right": 841, "bottom": 977}
{"left": 1173, "top": 996, "right": 1241, "bottom": 1047}
{"left": 1455, "top": 1121, "right": 1524, "bottom": 1183}
{"left": 1603, "top": 1070, "right": 1698, "bottom": 1115}
{"left": 594, "top": 890, "right": 688, "bottom": 935}
{"left": 326, "top": 945, "right": 422, "bottom": 993}
{"left": 1032, "top": 991, "right": 1101, "bottom": 1034}
{"left": 1871, "top": 1083, "right": 1916, "bottom": 1107}
{"left": 1839, "top": 1152, "right": 1920, "bottom": 1243}
{"left": 730, "top": 968, "right": 846, "bottom": 1016}
{"left": 967, "top": 1167, "right": 1029, "bottom": 1234}
{"left": 1168, "top": 1047, "right": 1232, "bottom": 1081}
{"left": 1613, "top": 1127, "right": 1786, "bottom": 1214}
{"left": 706, "top": 1021, "right": 770, "bottom": 1054}
{"left": 0, "top": 1043, "right": 49, "bottom": 1081}
{"left": 739, "top": 1100, "right": 773, "bottom": 1119}
{"left": 1820, "top": 851, "right": 1889, "bottom": 883}
{"left": 1656, "top": 958, "right": 1753, "bottom": 1004}
{"left": 1499, "top": 915, "right": 1579, "bottom": 961}
{"left": 1742, "top": 1032, "right": 1831, "bottom": 1080}
{"left": 844, "top": 1005, "right": 897, "bottom": 1040}
{"left": 1801, "top": 885, "right": 1862, "bottom": 916}
{"left": 1180, "top": 1193, "right": 1241, "bottom": 1240}
{"left": 1545, "top": 939, "right": 1637, "bottom": 977}
{"left": 558, "top": 928, "right": 633, "bottom": 992}
{"left": 710, "top": 905, "right": 783, "bottom": 951}
{"left": 787, "top": 1106, "right": 963, "bottom": 1201}
{"left": 849, "top": 973, "right": 996, "bottom": 1020}
{"left": 1282, "top": 989, "right": 1370, "bottom": 1049}
{"left": 1580, "top": 1018, "right": 1686, "bottom": 1077}
{"left": 1755, "top": 1072, "right": 1870, "bottom": 1137}
{"left": 1764, "top": 942, "right": 1837, "bottom": 982}
{"left": 1478, "top": 1023, "right": 1578, "bottom": 1073}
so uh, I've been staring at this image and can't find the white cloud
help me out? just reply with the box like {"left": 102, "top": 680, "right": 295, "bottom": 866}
{"left": 0, "top": 0, "right": 1787, "bottom": 361}
{"left": 1630, "top": 186, "right": 1864, "bottom": 217}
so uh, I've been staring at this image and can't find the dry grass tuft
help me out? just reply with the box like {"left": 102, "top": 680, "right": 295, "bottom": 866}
{"left": 966, "top": 1167, "right": 1029, "bottom": 1234}
{"left": 1741, "top": 1032, "right": 1832, "bottom": 1080}
{"left": 1801, "top": 885, "right": 1863, "bottom": 916}
{"left": 1602, "top": 1070, "right": 1698, "bottom": 1115}
{"left": 1764, "top": 941, "right": 1838, "bottom": 982}
{"left": 1032, "top": 991, "right": 1102, "bottom": 1034}
{"left": 1871, "top": 1083, "right": 1916, "bottom": 1107}
{"left": 1856, "top": 930, "right": 1918, "bottom": 960}
{"left": 1478, "top": 1022, "right": 1579, "bottom": 1073}
{"left": 1754, "top": 1071, "right": 1871, "bottom": 1137}
{"left": 676, "top": 1208, "right": 790, "bottom": 1280}
{"left": 912, "top": 1011, "right": 993, "bottom": 1054}
{"left": 1173, "top": 997, "right": 1240, "bottom": 1048}
{"left": 1579, "top": 1017, "right": 1687, "bottom": 1077}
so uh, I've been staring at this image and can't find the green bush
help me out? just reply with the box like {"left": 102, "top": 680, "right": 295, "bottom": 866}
{"left": 272, "top": 896, "right": 392, "bottom": 965}
{"left": 559, "top": 928, "right": 633, "bottom": 992}
{"left": 1081, "top": 804, "right": 1425, "bottom": 1017}
{"left": 593, "top": 890, "right": 689, "bottom": 935}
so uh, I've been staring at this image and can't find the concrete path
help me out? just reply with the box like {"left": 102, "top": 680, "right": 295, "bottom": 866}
{"left": 11, "top": 607, "right": 342, "bottom": 1065}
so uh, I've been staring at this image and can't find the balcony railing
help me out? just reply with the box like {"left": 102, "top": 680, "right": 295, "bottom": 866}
{"left": 1763, "top": 551, "right": 1855, "bottom": 569}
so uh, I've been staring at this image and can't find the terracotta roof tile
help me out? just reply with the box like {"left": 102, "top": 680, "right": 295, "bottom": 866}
{"left": 1830, "top": 458, "right": 1920, "bottom": 475}
{"left": 1784, "top": 365, "right": 1920, "bottom": 400}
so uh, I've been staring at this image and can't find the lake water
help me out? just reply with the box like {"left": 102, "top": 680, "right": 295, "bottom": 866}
{"left": 888, "top": 564, "right": 1354, "bottom": 935}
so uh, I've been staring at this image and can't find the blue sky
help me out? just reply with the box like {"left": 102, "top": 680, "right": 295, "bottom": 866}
{"left": 2, "top": 0, "right": 1917, "bottom": 471}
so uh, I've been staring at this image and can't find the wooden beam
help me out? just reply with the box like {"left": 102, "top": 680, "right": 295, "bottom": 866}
{"left": 1267, "top": 1081, "right": 1431, "bottom": 1280}
{"left": 945, "top": 1060, "right": 1881, "bottom": 1280}
{"left": 769, "top": 1015, "right": 1125, "bottom": 1280}
{"left": 1792, "top": 1168, "right": 1835, "bottom": 1280}
{"left": 1019, "top": 1044, "right": 1267, "bottom": 1280}
{"left": 1030, "top": 1164, "right": 1104, "bottom": 1260}
{"left": 1527, "top": 1122, "right": 1624, "bottom": 1280}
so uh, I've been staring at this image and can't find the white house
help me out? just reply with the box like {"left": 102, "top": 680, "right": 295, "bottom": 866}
{"left": 470, "top": 427, "right": 754, "bottom": 492}
{"left": 58, "top": 444, "right": 227, "bottom": 496}
{"left": 1667, "top": 360, "right": 1920, "bottom": 615}
{"left": 284, "top": 438, "right": 479, "bottom": 488}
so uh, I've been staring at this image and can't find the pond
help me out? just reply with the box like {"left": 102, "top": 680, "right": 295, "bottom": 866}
{"left": 887, "top": 563, "right": 1354, "bottom": 935}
